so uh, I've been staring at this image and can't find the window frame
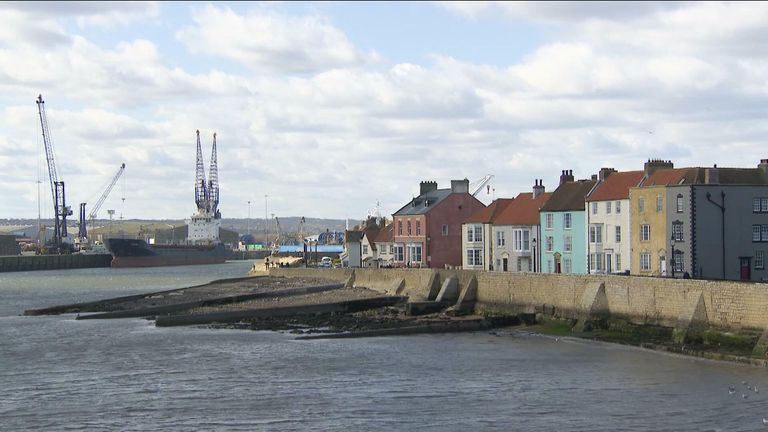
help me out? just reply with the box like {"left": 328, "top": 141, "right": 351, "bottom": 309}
{"left": 640, "top": 224, "right": 651, "bottom": 242}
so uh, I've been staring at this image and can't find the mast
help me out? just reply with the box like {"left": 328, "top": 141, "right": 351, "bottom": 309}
{"left": 194, "top": 130, "right": 207, "bottom": 212}
{"left": 208, "top": 132, "right": 219, "bottom": 218}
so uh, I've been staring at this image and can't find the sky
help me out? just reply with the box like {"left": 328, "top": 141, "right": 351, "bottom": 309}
{"left": 2, "top": 1, "right": 768, "bottom": 221}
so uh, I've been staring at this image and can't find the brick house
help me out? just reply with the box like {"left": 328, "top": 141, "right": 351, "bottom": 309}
{"left": 392, "top": 179, "right": 485, "bottom": 268}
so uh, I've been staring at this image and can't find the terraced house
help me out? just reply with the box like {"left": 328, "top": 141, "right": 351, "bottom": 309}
{"left": 629, "top": 158, "right": 768, "bottom": 281}
{"left": 585, "top": 168, "right": 644, "bottom": 274}
{"left": 539, "top": 171, "right": 596, "bottom": 274}
{"left": 393, "top": 179, "right": 485, "bottom": 269}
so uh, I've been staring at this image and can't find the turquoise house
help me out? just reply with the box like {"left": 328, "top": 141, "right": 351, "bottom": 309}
{"left": 538, "top": 171, "right": 596, "bottom": 274}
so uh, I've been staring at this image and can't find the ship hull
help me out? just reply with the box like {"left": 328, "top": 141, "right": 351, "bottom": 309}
{"left": 107, "top": 238, "right": 230, "bottom": 268}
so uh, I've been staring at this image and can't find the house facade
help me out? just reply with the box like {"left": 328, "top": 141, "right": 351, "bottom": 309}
{"left": 629, "top": 159, "right": 768, "bottom": 280}
{"left": 393, "top": 179, "right": 485, "bottom": 268}
{"left": 462, "top": 199, "right": 514, "bottom": 271}
{"left": 585, "top": 168, "right": 644, "bottom": 274}
{"left": 539, "top": 171, "right": 596, "bottom": 274}
{"left": 489, "top": 181, "right": 551, "bottom": 272}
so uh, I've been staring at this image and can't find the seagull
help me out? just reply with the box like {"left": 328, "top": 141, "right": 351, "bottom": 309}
{"left": 555, "top": 337, "right": 560, "bottom": 342}
{"left": 763, "top": 418, "right": 768, "bottom": 425}
{"left": 755, "top": 386, "right": 760, "bottom": 394}
{"left": 729, "top": 386, "right": 736, "bottom": 395}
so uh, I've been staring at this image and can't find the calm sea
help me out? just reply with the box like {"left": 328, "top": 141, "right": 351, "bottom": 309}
{"left": 1, "top": 262, "right": 767, "bottom": 431}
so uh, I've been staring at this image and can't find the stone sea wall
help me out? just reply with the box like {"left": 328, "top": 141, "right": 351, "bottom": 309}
{"left": 269, "top": 267, "right": 768, "bottom": 332}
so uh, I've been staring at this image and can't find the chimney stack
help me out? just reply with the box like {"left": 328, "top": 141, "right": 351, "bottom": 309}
{"left": 451, "top": 179, "right": 470, "bottom": 194}
{"left": 420, "top": 181, "right": 438, "bottom": 196}
{"left": 532, "top": 179, "right": 545, "bottom": 198}
{"left": 644, "top": 159, "right": 674, "bottom": 177}
{"left": 759, "top": 158, "right": 768, "bottom": 176}
{"left": 559, "top": 170, "right": 574, "bottom": 185}
{"left": 599, "top": 167, "right": 616, "bottom": 181}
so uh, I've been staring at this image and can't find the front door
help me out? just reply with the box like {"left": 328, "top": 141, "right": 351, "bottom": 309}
{"left": 740, "top": 257, "right": 751, "bottom": 280}
{"left": 606, "top": 253, "right": 613, "bottom": 274}
{"left": 502, "top": 257, "right": 508, "bottom": 272}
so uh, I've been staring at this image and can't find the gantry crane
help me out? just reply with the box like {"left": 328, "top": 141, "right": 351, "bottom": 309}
{"left": 78, "top": 163, "right": 126, "bottom": 242}
{"left": 36, "top": 94, "right": 73, "bottom": 251}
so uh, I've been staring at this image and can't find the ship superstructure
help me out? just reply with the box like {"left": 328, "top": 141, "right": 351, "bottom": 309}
{"left": 187, "top": 130, "right": 221, "bottom": 243}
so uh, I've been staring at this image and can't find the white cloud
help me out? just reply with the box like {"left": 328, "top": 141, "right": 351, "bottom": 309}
{"left": 175, "top": 4, "right": 378, "bottom": 73}
{"left": 2, "top": 2, "right": 768, "bottom": 222}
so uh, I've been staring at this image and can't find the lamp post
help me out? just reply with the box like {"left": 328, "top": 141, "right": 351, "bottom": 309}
{"left": 706, "top": 191, "right": 726, "bottom": 279}
{"left": 532, "top": 237, "right": 537, "bottom": 273}
{"left": 670, "top": 234, "right": 676, "bottom": 278}
{"left": 247, "top": 200, "right": 251, "bottom": 235}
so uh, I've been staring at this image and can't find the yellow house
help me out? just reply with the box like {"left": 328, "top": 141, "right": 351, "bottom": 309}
{"left": 629, "top": 161, "right": 700, "bottom": 276}
{"left": 629, "top": 185, "right": 668, "bottom": 276}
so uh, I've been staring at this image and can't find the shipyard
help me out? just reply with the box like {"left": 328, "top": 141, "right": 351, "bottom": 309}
{"left": 5, "top": 2, "right": 768, "bottom": 431}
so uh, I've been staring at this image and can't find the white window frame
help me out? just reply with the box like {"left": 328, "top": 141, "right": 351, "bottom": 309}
{"left": 467, "top": 225, "right": 483, "bottom": 242}
{"left": 672, "top": 222, "right": 684, "bottom": 242}
{"left": 563, "top": 257, "right": 572, "bottom": 274}
{"left": 592, "top": 202, "right": 598, "bottom": 215}
{"left": 756, "top": 251, "right": 765, "bottom": 269}
{"left": 677, "top": 194, "right": 684, "bottom": 213}
{"left": 589, "top": 225, "right": 602, "bottom": 244}
{"left": 496, "top": 231, "right": 505, "bottom": 247}
{"left": 754, "top": 225, "right": 762, "bottom": 242}
{"left": 467, "top": 248, "right": 482, "bottom": 266}
{"left": 615, "top": 200, "right": 621, "bottom": 214}
{"left": 563, "top": 213, "right": 572, "bottom": 229}
{"left": 606, "top": 202, "right": 612, "bottom": 214}
{"left": 545, "top": 213, "right": 553, "bottom": 230}
{"left": 615, "top": 226, "right": 621, "bottom": 243}
{"left": 362, "top": 244, "right": 368, "bottom": 254}
{"left": 641, "top": 224, "right": 651, "bottom": 242}
{"left": 564, "top": 235, "right": 572, "bottom": 252}
{"left": 639, "top": 197, "right": 645, "bottom": 213}
{"left": 640, "top": 252, "right": 651, "bottom": 271}
{"left": 394, "top": 245, "right": 404, "bottom": 261}
{"left": 656, "top": 194, "right": 663, "bottom": 212}
{"left": 409, "top": 244, "right": 422, "bottom": 263}
{"left": 513, "top": 229, "right": 530, "bottom": 252}
{"left": 546, "top": 236, "right": 553, "bottom": 252}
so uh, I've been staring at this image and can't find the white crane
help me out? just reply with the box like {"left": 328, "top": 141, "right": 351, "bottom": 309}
{"left": 470, "top": 174, "right": 495, "bottom": 199}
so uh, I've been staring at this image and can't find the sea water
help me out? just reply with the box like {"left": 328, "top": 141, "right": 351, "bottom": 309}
{"left": 1, "top": 263, "right": 766, "bottom": 431}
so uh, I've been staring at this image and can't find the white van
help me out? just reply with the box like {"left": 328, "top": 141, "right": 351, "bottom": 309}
{"left": 320, "top": 256, "right": 332, "bottom": 267}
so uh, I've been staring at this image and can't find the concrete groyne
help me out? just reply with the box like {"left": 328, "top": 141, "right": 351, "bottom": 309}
{"left": 0, "top": 254, "right": 112, "bottom": 273}
{"left": 268, "top": 267, "right": 768, "bottom": 357}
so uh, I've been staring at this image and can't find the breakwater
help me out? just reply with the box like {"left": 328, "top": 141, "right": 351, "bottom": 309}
{"left": 268, "top": 267, "right": 768, "bottom": 358}
{"left": 0, "top": 254, "right": 112, "bottom": 272}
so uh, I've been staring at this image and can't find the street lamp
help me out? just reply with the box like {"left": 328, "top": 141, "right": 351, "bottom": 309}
{"left": 670, "top": 234, "right": 676, "bottom": 278}
{"left": 532, "top": 237, "right": 537, "bottom": 273}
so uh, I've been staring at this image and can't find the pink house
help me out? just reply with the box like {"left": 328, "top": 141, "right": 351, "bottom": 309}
{"left": 392, "top": 179, "right": 486, "bottom": 269}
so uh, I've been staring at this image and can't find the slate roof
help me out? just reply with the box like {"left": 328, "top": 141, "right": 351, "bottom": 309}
{"left": 640, "top": 168, "right": 701, "bottom": 187}
{"left": 494, "top": 192, "right": 553, "bottom": 225}
{"left": 639, "top": 167, "right": 768, "bottom": 187}
{"left": 540, "top": 180, "right": 597, "bottom": 212}
{"left": 586, "top": 171, "right": 644, "bottom": 202}
{"left": 393, "top": 188, "right": 452, "bottom": 216}
{"left": 463, "top": 199, "right": 515, "bottom": 224}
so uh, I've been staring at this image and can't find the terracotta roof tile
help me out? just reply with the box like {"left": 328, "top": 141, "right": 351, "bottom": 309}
{"left": 586, "top": 171, "right": 644, "bottom": 201}
{"left": 494, "top": 192, "right": 552, "bottom": 225}
{"left": 373, "top": 224, "right": 393, "bottom": 243}
{"left": 463, "top": 199, "right": 513, "bottom": 224}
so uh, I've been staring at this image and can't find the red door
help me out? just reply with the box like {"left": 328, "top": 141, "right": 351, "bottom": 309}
{"left": 740, "top": 258, "right": 751, "bottom": 281}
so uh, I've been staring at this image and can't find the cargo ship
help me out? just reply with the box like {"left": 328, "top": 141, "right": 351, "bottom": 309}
{"left": 106, "top": 238, "right": 231, "bottom": 267}
{"left": 106, "top": 130, "right": 231, "bottom": 268}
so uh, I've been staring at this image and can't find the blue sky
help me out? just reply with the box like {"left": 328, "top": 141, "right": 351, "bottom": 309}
{"left": 1, "top": 1, "right": 767, "bottom": 221}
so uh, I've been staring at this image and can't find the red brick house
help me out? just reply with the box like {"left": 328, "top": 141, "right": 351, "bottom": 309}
{"left": 392, "top": 179, "right": 486, "bottom": 268}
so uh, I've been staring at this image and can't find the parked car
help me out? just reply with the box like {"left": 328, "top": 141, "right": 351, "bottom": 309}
{"left": 320, "top": 256, "right": 332, "bottom": 267}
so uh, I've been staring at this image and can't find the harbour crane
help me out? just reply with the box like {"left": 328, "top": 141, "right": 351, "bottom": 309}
{"left": 36, "top": 94, "right": 73, "bottom": 251}
{"left": 470, "top": 174, "right": 495, "bottom": 197}
{"left": 78, "top": 163, "right": 126, "bottom": 242}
